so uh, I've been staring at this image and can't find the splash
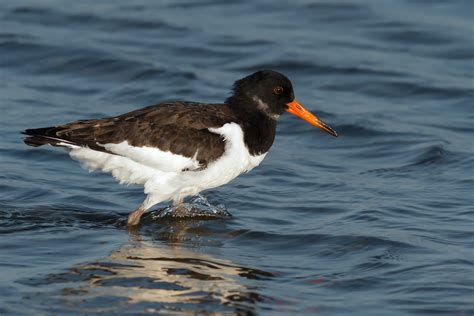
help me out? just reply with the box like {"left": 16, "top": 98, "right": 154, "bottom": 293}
{"left": 151, "top": 195, "right": 232, "bottom": 219}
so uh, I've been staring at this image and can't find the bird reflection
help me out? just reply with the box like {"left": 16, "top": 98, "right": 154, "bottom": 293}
{"left": 53, "top": 217, "right": 274, "bottom": 314}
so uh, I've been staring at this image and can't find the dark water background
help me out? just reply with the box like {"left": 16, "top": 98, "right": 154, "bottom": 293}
{"left": 1, "top": 0, "right": 473, "bottom": 315}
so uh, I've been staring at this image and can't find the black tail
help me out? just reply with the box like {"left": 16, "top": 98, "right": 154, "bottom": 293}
{"left": 22, "top": 126, "right": 74, "bottom": 147}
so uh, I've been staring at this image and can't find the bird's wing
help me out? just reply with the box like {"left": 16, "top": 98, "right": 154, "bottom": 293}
{"left": 23, "top": 102, "right": 235, "bottom": 172}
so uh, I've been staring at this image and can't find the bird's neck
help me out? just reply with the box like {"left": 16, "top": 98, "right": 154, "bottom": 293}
{"left": 227, "top": 96, "right": 277, "bottom": 156}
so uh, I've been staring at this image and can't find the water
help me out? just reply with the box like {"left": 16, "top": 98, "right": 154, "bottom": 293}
{"left": 1, "top": 0, "right": 473, "bottom": 315}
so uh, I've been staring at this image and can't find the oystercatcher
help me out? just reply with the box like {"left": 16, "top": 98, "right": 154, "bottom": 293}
{"left": 23, "top": 70, "right": 337, "bottom": 226}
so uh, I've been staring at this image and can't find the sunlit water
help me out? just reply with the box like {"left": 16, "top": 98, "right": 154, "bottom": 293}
{"left": 1, "top": 0, "right": 473, "bottom": 315}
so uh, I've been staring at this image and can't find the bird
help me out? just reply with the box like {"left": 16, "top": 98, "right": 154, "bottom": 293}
{"left": 22, "top": 70, "right": 338, "bottom": 226}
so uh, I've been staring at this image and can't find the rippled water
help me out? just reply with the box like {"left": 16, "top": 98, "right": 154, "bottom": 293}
{"left": 1, "top": 0, "right": 473, "bottom": 315}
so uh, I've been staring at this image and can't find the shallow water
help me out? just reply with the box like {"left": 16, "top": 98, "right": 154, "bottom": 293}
{"left": 1, "top": 0, "right": 473, "bottom": 315}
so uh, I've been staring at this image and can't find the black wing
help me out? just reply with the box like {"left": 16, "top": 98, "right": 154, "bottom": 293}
{"left": 23, "top": 102, "right": 236, "bottom": 167}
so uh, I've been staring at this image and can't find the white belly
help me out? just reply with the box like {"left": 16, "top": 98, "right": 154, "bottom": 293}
{"left": 68, "top": 122, "right": 267, "bottom": 206}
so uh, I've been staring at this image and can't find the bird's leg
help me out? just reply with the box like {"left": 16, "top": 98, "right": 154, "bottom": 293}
{"left": 127, "top": 205, "right": 147, "bottom": 226}
{"left": 127, "top": 196, "right": 157, "bottom": 227}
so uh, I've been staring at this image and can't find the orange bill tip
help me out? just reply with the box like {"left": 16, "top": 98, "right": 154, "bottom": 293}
{"left": 286, "top": 100, "right": 338, "bottom": 137}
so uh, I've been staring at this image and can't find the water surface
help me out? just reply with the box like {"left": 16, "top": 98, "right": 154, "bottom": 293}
{"left": 1, "top": 0, "right": 473, "bottom": 315}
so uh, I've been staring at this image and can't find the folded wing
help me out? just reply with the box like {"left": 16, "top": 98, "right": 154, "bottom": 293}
{"left": 23, "top": 102, "right": 235, "bottom": 172}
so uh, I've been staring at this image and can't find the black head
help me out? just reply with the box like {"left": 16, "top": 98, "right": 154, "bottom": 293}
{"left": 227, "top": 70, "right": 338, "bottom": 137}
{"left": 227, "top": 70, "right": 295, "bottom": 119}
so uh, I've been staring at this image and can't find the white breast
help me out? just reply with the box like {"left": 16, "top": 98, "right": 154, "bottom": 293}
{"left": 145, "top": 122, "right": 267, "bottom": 203}
{"left": 198, "top": 122, "right": 266, "bottom": 183}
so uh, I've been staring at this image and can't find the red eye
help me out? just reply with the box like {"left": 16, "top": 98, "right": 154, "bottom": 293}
{"left": 273, "top": 86, "right": 284, "bottom": 95}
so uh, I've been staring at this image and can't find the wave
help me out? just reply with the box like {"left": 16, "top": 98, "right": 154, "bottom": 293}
{"left": 363, "top": 144, "right": 451, "bottom": 176}
{"left": 6, "top": 6, "right": 186, "bottom": 32}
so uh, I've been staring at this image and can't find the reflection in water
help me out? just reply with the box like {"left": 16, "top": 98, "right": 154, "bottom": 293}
{"left": 27, "top": 220, "right": 273, "bottom": 314}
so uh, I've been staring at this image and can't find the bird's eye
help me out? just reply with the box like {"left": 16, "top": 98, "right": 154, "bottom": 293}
{"left": 273, "top": 86, "right": 284, "bottom": 95}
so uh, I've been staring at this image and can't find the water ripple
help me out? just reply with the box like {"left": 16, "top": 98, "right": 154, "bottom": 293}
{"left": 1, "top": 0, "right": 473, "bottom": 314}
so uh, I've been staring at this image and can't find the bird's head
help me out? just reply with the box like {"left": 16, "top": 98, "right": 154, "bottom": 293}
{"left": 228, "top": 70, "right": 338, "bottom": 137}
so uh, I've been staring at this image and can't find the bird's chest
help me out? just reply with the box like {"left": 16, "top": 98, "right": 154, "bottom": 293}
{"left": 185, "top": 123, "right": 267, "bottom": 189}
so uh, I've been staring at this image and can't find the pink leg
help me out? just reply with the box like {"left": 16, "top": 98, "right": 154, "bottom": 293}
{"left": 127, "top": 205, "right": 146, "bottom": 226}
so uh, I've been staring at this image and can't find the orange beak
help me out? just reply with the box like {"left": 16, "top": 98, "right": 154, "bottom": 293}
{"left": 286, "top": 100, "right": 338, "bottom": 137}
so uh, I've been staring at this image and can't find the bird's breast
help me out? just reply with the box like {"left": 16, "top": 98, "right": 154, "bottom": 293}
{"left": 182, "top": 122, "right": 267, "bottom": 188}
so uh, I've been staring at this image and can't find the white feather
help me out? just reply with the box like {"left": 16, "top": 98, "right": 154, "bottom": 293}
{"left": 69, "top": 148, "right": 157, "bottom": 185}
{"left": 68, "top": 122, "right": 266, "bottom": 209}
{"left": 103, "top": 141, "right": 200, "bottom": 172}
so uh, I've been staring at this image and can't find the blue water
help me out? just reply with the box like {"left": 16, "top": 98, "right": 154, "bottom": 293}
{"left": 1, "top": 1, "right": 473, "bottom": 315}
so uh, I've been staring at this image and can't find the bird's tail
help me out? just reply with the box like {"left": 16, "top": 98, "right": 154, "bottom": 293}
{"left": 22, "top": 126, "right": 75, "bottom": 147}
